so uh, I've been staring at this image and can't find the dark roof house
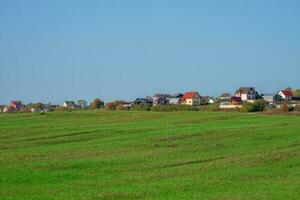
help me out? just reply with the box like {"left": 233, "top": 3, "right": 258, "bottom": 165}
{"left": 172, "top": 93, "right": 184, "bottom": 98}
{"left": 152, "top": 94, "right": 172, "bottom": 105}
{"left": 219, "top": 93, "right": 231, "bottom": 100}
{"left": 134, "top": 98, "right": 153, "bottom": 105}
{"left": 235, "top": 87, "right": 256, "bottom": 101}
{"left": 63, "top": 101, "right": 77, "bottom": 109}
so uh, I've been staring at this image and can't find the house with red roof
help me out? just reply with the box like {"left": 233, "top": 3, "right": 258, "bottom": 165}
{"left": 231, "top": 96, "right": 242, "bottom": 105}
{"left": 278, "top": 90, "right": 293, "bottom": 101}
{"left": 9, "top": 101, "right": 22, "bottom": 111}
{"left": 180, "top": 92, "right": 201, "bottom": 106}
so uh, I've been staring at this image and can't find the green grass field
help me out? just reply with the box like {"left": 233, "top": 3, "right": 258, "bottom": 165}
{"left": 0, "top": 111, "right": 299, "bottom": 199}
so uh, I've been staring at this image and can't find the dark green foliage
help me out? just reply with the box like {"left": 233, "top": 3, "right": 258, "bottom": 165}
{"left": 274, "top": 94, "right": 283, "bottom": 102}
{"left": 56, "top": 106, "right": 72, "bottom": 112}
{"left": 131, "top": 104, "right": 152, "bottom": 111}
{"left": 207, "top": 103, "right": 220, "bottom": 111}
{"left": 77, "top": 99, "right": 88, "bottom": 109}
{"left": 255, "top": 92, "right": 263, "bottom": 100}
{"left": 151, "top": 105, "right": 197, "bottom": 112}
{"left": 242, "top": 100, "right": 267, "bottom": 112}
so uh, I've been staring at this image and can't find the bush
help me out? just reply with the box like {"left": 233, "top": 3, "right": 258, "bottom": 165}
{"left": 264, "top": 103, "right": 278, "bottom": 112}
{"left": 105, "top": 102, "right": 116, "bottom": 111}
{"left": 207, "top": 103, "right": 220, "bottom": 112}
{"left": 56, "top": 107, "right": 71, "bottom": 112}
{"left": 279, "top": 103, "right": 290, "bottom": 112}
{"left": 131, "top": 104, "right": 152, "bottom": 111}
{"left": 242, "top": 100, "right": 267, "bottom": 112}
{"left": 104, "top": 100, "right": 127, "bottom": 111}
{"left": 294, "top": 104, "right": 300, "bottom": 112}
{"left": 116, "top": 104, "right": 126, "bottom": 111}
{"left": 150, "top": 105, "right": 198, "bottom": 112}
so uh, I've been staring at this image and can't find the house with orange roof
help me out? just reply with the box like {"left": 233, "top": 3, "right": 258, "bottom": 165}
{"left": 180, "top": 92, "right": 201, "bottom": 106}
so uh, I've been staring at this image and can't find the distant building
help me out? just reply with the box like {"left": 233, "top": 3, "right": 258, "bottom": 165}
{"left": 122, "top": 102, "right": 133, "bottom": 109}
{"left": 231, "top": 96, "right": 242, "bottom": 105}
{"left": 181, "top": 92, "right": 201, "bottom": 106}
{"left": 0, "top": 105, "right": 5, "bottom": 113}
{"left": 49, "top": 105, "right": 60, "bottom": 109}
{"left": 63, "top": 101, "right": 77, "bottom": 109}
{"left": 152, "top": 94, "right": 172, "bottom": 106}
{"left": 2, "top": 106, "right": 13, "bottom": 113}
{"left": 262, "top": 93, "right": 276, "bottom": 103}
{"left": 208, "top": 99, "right": 215, "bottom": 104}
{"left": 172, "top": 93, "right": 184, "bottom": 98}
{"left": 169, "top": 98, "right": 181, "bottom": 105}
{"left": 133, "top": 98, "right": 153, "bottom": 105}
{"left": 278, "top": 90, "right": 293, "bottom": 101}
{"left": 219, "top": 93, "right": 231, "bottom": 101}
{"left": 9, "top": 101, "right": 22, "bottom": 111}
{"left": 201, "top": 96, "right": 214, "bottom": 105}
{"left": 30, "top": 108, "right": 42, "bottom": 113}
{"left": 235, "top": 87, "right": 256, "bottom": 101}
{"left": 292, "top": 96, "right": 300, "bottom": 102}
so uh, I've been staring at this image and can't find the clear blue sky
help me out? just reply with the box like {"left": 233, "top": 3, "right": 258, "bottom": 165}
{"left": 0, "top": 0, "right": 299, "bottom": 104}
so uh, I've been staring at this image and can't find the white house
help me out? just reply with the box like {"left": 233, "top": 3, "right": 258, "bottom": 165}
{"left": 278, "top": 90, "right": 293, "bottom": 101}
{"left": 63, "top": 101, "right": 77, "bottom": 109}
{"left": 208, "top": 99, "right": 215, "bottom": 104}
{"left": 262, "top": 94, "right": 276, "bottom": 103}
{"left": 169, "top": 98, "right": 181, "bottom": 105}
{"left": 235, "top": 87, "right": 256, "bottom": 102}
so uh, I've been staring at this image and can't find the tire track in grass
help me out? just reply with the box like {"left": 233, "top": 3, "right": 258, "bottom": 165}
{"left": 154, "top": 156, "right": 226, "bottom": 169}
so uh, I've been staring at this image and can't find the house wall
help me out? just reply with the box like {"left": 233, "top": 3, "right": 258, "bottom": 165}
{"left": 220, "top": 105, "right": 242, "bottom": 109}
{"left": 279, "top": 91, "right": 291, "bottom": 100}
{"left": 263, "top": 96, "right": 274, "bottom": 102}
{"left": 183, "top": 95, "right": 201, "bottom": 106}
{"left": 237, "top": 92, "right": 255, "bottom": 101}
{"left": 241, "top": 94, "right": 248, "bottom": 101}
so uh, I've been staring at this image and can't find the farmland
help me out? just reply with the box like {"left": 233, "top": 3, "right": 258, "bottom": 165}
{"left": 0, "top": 111, "right": 300, "bottom": 199}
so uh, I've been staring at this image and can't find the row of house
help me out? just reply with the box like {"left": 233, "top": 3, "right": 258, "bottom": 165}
{"left": 0, "top": 101, "right": 23, "bottom": 113}
{"left": 219, "top": 87, "right": 300, "bottom": 109}
{"left": 0, "top": 101, "right": 65, "bottom": 113}
{"left": 133, "top": 92, "right": 203, "bottom": 107}
{"left": 1, "top": 87, "right": 299, "bottom": 112}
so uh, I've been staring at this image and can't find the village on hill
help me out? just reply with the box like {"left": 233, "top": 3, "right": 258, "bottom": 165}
{"left": 1, "top": 87, "right": 300, "bottom": 113}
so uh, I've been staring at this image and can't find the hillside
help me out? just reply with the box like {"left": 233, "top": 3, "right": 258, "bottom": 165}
{"left": 0, "top": 111, "right": 299, "bottom": 199}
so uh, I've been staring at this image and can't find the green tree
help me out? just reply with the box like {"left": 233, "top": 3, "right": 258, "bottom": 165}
{"left": 274, "top": 94, "right": 282, "bottom": 102}
{"left": 242, "top": 100, "right": 267, "bottom": 112}
{"left": 77, "top": 99, "right": 88, "bottom": 109}
{"left": 255, "top": 92, "right": 263, "bottom": 100}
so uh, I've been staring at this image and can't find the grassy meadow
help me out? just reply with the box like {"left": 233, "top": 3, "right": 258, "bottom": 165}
{"left": 0, "top": 111, "right": 300, "bottom": 199}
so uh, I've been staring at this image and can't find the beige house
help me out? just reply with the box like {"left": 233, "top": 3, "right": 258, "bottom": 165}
{"left": 181, "top": 92, "right": 201, "bottom": 106}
